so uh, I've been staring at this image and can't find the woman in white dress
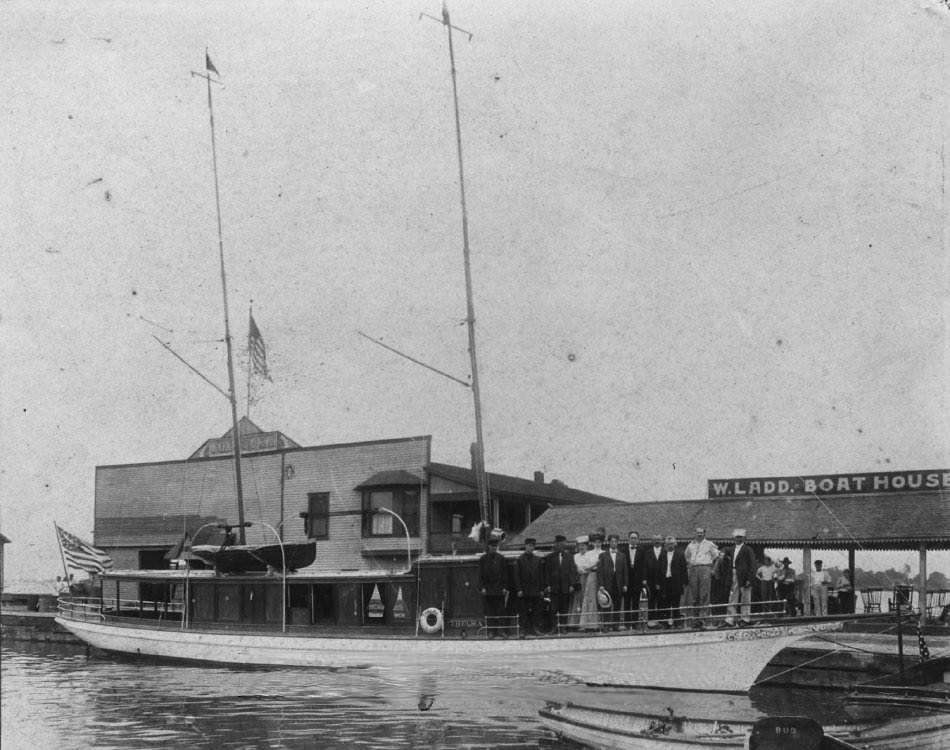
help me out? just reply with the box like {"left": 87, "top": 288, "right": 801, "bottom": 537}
{"left": 577, "top": 534, "right": 603, "bottom": 630}
{"left": 569, "top": 536, "right": 590, "bottom": 628}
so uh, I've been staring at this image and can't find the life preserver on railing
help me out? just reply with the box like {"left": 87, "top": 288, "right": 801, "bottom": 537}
{"left": 419, "top": 607, "right": 444, "bottom": 634}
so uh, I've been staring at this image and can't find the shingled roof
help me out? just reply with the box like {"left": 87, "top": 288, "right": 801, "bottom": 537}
{"left": 428, "top": 462, "right": 624, "bottom": 505}
{"left": 510, "top": 490, "right": 950, "bottom": 551}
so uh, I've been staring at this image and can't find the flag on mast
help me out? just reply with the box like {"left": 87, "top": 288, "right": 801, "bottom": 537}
{"left": 249, "top": 312, "right": 272, "bottom": 381}
{"left": 55, "top": 524, "right": 113, "bottom": 574}
{"left": 205, "top": 52, "right": 219, "bottom": 76}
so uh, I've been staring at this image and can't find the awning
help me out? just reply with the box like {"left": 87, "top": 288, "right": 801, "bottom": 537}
{"left": 355, "top": 470, "right": 424, "bottom": 490}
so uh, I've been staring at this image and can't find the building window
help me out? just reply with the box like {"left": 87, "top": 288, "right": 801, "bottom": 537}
{"left": 305, "top": 492, "right": 330, "bottom": 539}
{"left": 362, "top": 487, "right": 420, "bottom": 537}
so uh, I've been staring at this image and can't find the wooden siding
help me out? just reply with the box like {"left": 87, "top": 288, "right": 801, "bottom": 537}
{"left": 96, "top": 436, "right": 431, "bottom": 575}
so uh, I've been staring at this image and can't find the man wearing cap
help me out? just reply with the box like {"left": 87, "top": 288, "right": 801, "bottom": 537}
{"left": 597, "top": 534, "right": 629, "bottom": 631}
{"left": 723, "top": 529, "right": 756, "bottom": 627}
{"left": 545, "top": 534, "right": 579, "bottom": 631}
{"left": 684, "top": 527, "right": 719, "bottom": 628}
{"left": 776, "top": 557, "right": 797, "bottom": 616}
{"left": 514, "top": 538, "right": 545, "bottom": 637}
{"left": 479, "top": 538, "right": 509, "bottom": 638}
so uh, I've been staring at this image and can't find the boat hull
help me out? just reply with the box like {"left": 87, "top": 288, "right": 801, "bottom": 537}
{"left": 55, "top": 617, "right": 841, "bottom": 693}
{"left": 538, "top": 701, "right": 950, "bottom": 750}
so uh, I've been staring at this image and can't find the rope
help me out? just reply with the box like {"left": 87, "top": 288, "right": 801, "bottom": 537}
{"left": 752, "top": 649, "right": 840, "bottom": 686}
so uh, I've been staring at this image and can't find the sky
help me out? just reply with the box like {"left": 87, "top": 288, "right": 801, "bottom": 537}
{"left": 2, "top": 0, "right": 949, "bottom": 584}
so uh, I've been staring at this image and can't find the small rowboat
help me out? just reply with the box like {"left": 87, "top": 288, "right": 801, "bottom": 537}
{"left": 538, "top": 700, "right": 950, "bottom": 750}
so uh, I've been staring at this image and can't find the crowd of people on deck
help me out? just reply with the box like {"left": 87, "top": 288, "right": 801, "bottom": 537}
{"left": 477, "top": 527, "right": 856, "bottom": 637}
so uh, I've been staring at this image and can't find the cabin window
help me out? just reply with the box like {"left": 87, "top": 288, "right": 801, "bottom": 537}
{"left": 362, "top": 487, "right": 420, "bottom": 537}
{"left": 305, "top": 492, "right": 330, "bottom": 539}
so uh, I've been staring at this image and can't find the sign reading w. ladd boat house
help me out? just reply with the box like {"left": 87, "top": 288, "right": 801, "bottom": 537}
{"left": 708, "top": 469, "right": 950, "bottom": 499}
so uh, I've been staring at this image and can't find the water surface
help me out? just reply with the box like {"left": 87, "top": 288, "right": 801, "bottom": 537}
{"left": 2, "top": 641, "right": 848, "bottom": 749}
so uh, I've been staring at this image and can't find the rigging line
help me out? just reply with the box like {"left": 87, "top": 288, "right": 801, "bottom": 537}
{"left": 751, "top": 650, "right": 839, "bottom": 687}
{"left": 804, "top": 490, "right": 867, "bottom": 549}
{"left": 246, "top": 454, "right": 269, "bottom": 539}
{"left": 791, "top": 477, "right": 876, "bottom": 563}
{"left": 356, "top": 330, "right": 471, "bottom": 388}
{"left": 810, "top": 631, "right": 902, "bottom": 656}
{"left": 800, "top": 483, "right": 912, "bottom": 592}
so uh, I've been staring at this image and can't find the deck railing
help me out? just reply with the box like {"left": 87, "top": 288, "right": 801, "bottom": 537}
{"left": 58, "top": 596, "right": 184, "bottom": 627}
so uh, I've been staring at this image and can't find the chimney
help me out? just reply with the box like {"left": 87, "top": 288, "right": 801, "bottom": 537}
{"left": 534, "top": 471, "right": 545, "bottom": 484}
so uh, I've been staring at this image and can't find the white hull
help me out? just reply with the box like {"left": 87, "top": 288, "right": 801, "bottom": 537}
{"left": 56, "top": 617, "right": 841, "bottom": 693}
{"left": 538, "top": 701, "right": 950, "bottom": 750}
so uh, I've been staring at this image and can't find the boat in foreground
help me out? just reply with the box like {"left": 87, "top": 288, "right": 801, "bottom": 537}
{"left": 538, "top": 700, "right": 950, "bottom": 750}
{"left": 842, "top": 653, "right": 950, "bottom": 718}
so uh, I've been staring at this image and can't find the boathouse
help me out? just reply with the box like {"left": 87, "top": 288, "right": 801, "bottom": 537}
{"left": 93, "top": 419, "right": 622, "bottom": 576}
{"left": 512, "top": 468, "right": 950, "bottom": 623}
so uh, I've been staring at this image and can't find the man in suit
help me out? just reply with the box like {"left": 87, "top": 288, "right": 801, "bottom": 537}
{"left": 660, "top": 535, "right": 689, "bottom": 627}
{"left": 724, "top": 528, "right": 757, "bottom": 627}
{"left": 643, "top": 533, "right": 668, "bottom": 627}
{"left": 624, "top": 530, "right": 647, "bottom": 629}
{"left": 479, "top": 537, "right": 509, "bottom": 638}
{"left": 597, "top": 533, "right": 629, "bottom": 631}
{"left": 513, "top": 537, "right": 545, "bottom": 637}
{"left": 545, "top": 534, "right": 579, "bottom": 632}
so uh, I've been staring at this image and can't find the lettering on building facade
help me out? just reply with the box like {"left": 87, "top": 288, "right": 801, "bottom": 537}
{"left": 207, "top": 432, "right": 283, "bottom": 456}
{"left": 707, "top": 469, "right": 950, "bottom": 499}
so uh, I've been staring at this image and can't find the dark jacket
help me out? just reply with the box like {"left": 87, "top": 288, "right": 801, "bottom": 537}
{"left": 627, "top": 544, "right": 648, "bottom": 595}
{"left": 479, "top": 550, "right": 508, "bottom": 596}
{"left": 597, "top": 548, "right": 629, "bottom": 593}
{"left": 643, "top": 544, "right": 668, "bottom": 593}
{"left": 665, "top": 547, "right": 689, "bottom": 595}
{"left": 723, "top": 544, "right": 757, "bottom": 588}
{"left": 545, "top": 549, "right": 579, "bottom": 595}
{"left": 513, "top": 552, "right": 545, "bottom": 597}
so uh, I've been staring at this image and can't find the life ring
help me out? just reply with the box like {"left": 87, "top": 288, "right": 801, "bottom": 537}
{"left": 419, "top": 607, "right": 444, "bottom": 634}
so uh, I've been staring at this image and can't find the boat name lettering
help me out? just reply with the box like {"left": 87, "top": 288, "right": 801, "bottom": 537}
{"left": 448, "top": 618, "right": 483, "bottom": 628}
{"left": 725, "top": 627, "right": 783, "bottom": 641}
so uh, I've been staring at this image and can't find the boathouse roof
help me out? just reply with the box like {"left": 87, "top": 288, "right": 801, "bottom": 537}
{"left": 510, "top": 490, "right": 950, "bottom": 551}
{"left": 428, "top": 462, "right": 625, "bottom": 506}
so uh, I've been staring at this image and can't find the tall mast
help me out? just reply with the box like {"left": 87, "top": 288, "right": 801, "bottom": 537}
{"left": 199, "top": 51, "right": 247, "bottom": 544}
{"left": 431, "top": 5, "right": 491, "bottom": 531}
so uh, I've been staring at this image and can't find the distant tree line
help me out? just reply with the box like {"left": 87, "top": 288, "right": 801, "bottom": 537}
{"left": 823, "top": 565, "right": 950, "bottom": 590}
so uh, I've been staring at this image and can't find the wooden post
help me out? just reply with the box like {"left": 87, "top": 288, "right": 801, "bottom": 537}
{"left": 802, "top": 548, "right": 813, "bottom": 615}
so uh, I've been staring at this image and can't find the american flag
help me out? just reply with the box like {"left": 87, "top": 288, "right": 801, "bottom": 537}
{"left": 248, "top": 313, "right": 272, "bottom": 381}
{"left": 56, "top": 524, "right": 113, "bottom": 574}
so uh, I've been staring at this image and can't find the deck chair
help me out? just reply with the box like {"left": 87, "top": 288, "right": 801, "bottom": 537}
{"left": 860, "top": 588, "right": 882, "bottom": 612}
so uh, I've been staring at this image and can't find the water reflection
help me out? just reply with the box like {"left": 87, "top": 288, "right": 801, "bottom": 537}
{"left": 2, "top": 642, "right": 848, "bottom": 749}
